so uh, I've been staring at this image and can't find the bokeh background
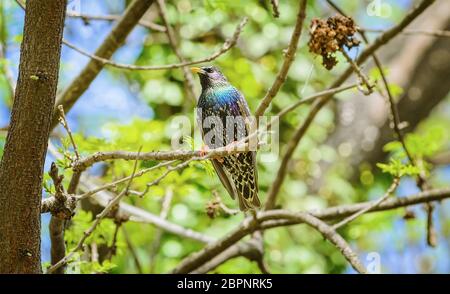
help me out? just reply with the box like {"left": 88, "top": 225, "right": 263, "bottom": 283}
{"left": 0, "top": 0, "right": 449, "bottom": 273}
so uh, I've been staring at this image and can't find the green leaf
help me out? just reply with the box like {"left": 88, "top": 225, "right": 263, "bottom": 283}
{"left": 376, "top": 158, "right": 420, "bottom": 177}
{"left": 42, "top": 173, "right": 55, "bottom": 194}
{"left": 388, "top": 83, "right": 403, "bottom": 99}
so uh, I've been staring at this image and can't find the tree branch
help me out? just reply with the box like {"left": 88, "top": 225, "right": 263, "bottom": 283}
{"left": 274, "top": 83, "right": 360, "bottom": 121}
{"left": 75, "top": 160, "right": 176, "bottom": 201}
{"left": 149, "top": 187, "right": 174, "bottom": 272}
{"left": 61, "top": 17, "right": 248, "bottom": 72}
{"left": 255, "top": 0, "right": 308, "bottom": 118}
{"left": 191, "top": 235, "right": 265, "bottom": 274}
{"left": 57, "top": 105, "right": 79, "bottom": 160}
{"left": 156, "top": 0, "right": 197, "bottom": 102}
{"left": 270, "top": 0, "right": 280, "bottom": 18}
{"left": 46, "top": 149, "right": 142, "bottom": 273}
{"left": 326, "top": 0, "right": 436, "bottom": 247}
{"left": 66, "top": 12, "right": 166, "bottom": 32}
{"left": 332, "top": 177, "right": 399, "bottom": 230}
{"left": 50, "top": 0, "right": 156, "bottom": 130}
{"left": 78, "top": 178, "right": 214, "bottom": 244}
{"left": 73, "top": 141, "right": 261, "bottom": 173}
{"left": 327, "top": 0, "right": 437, "bottom": 247}
{"left": 361, "top": 28, "right": 450, "bottom": 38}
{"left": 122, "top": 226, "right": 144, "bottom": 273}
{"left": 340, "top": 50, "right": 374, "bottom": 95}
{"left": 263, "top": 0, "right": 436, "bottom": 210}
{"left": 172, "top": 187, "right": 450, "bottom": 273}
{"left": 265, "top": 211, "right": 367, "bottom": 273}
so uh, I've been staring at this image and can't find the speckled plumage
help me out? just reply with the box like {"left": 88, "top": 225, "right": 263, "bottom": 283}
{"left": 193, "top": 66, "right": 260, "bottom": 211}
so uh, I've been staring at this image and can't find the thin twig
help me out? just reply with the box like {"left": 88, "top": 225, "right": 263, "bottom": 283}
{"left": 172, "top": 187, "right": 450, "bottom": 273}
{"left": 274, "top": 83, "right": 359, "bottom": 122}
{"left": 326, "top": 0, "right": 435, "bottom": 246}
{"left": 191, "top": 244, "right": 242, "bottom": 274}
{"left": 57, "top": 105, "right": 79, "bottom": 160}
{"left": 270, "top": 0, "right": 280, "bottom": 18}
{"left": 263, "top": 0, "right": 436, "bottom": 210}
{"left": 340, "top": 50, "right": 373, "bottom": 95}
{"left": 104, "top": 222, "right": 122, "bottom": 260}
{"left": 332, "top": 177, "right": 400, "bottom": 230}
{"left": 66, "top": 11, "right": 166, "bottom": 32}
{"left": 268, "top": 212, "right": 367, "bottom": 273}
{"left": 426, "top": 203, "right": 437, "bottom": 246}
{"left": 75, "top": 160, "right": 176, "bottom": 201}
{"left": 149, "top": 187, "right": 174, "bottom": 272}
{"left": 46, "top": 148, "right": 142, "bottom": 274}
{"left": 136, "top": 158, "right": 197, "bottom": 197}
{"left": 361, "top": 28, "right": 450, "bottom": 38}
{"left": 212, "top": 191, "right": 240, "bottom": 216}
{"left": 264, "top": 113, "right": 315, "bottom": 210}
{"left": 50, "top": 0, "right": 157, "bottom": 130}
{"left": 61, "top": 18, "right": 248, "bottom": 71}
{"left": 90, "top": 243, "right": 99, "bottom": 263}
{"left": 219, "top": 202, "right": 240, "bottom": 216}
{"left": 122, "top": 226, "right": 143, "bottom": 273}
{"left": 156, "top": 0, "right": 196, "bottom": 102}
{"left": 255, "top": 0, "right": 308, "bottom": 118}
{"left": 78, "top": 178, "right": 215, "bottom": 244}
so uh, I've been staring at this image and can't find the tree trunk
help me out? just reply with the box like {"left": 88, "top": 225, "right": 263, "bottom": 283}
{"left": 0, "top": 0, "right": 67, "bottom": 273}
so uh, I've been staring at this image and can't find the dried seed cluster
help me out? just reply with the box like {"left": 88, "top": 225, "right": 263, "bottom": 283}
{"left": 206, "top": 199, "right": 220, "bottom": 219}
{"left": 308, "top": 15, "right": 360, "bottom": 70}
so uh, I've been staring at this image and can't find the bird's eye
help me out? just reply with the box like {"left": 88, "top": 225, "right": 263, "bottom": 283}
{"left": 204, "top": 67, "right": 213, "bottom": 73}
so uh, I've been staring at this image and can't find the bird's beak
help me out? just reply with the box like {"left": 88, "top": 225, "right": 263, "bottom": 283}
{"left": 190, "top": 67, "right": 206, "bottom": 75}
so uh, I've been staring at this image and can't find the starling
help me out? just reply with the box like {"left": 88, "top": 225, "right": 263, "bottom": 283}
{"left": 191, "top": 66, "right": 261, "bottom": 211}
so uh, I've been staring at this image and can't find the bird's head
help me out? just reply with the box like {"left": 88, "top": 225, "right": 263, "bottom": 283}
{"left": 191, "top": 66, "right": 228, "bottom": 89}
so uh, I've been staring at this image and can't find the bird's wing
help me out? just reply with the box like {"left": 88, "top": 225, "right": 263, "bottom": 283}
{"left": 197, "top": 105, "right": 237, "bottom": 200}
{"left": 211, "top": 159, "right": 236, "bottom": 200}
{"left": 235, "top": 90, "right": 255, "bottom": 141}
{"left": 235, "top": 89, "right": 252, "bottom": 118}
{"left": 235, "top": 91, "right": 258, "bottom": 153}
{"left": 235, "top": 90, "right": 259, "bottom": 194}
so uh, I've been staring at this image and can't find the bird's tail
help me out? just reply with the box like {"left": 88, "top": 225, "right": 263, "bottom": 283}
{"left": 234, "top": 171, "right": 260, "bottom": 211}
{"left": 237, "top": 190, "right": 261, "bottom": 211}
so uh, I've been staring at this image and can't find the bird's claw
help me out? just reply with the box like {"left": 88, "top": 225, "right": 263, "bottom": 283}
{"left": 199, "top": 145, "right": 210, "bottom": 157}
{"left": 200, "top": 145, "right": 224, "bottom": 162}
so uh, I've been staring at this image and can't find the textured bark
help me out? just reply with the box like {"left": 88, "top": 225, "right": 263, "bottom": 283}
{"left": 0, "top": 0, "right": 67, "bottom": 273}
{"left": 49, "top": 167, "right": 80, "bottom": 274}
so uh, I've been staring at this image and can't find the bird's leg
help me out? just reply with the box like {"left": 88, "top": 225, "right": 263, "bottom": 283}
{"left": 215, "top": 156, "right": 224, "bottom": 163}
{"left": 199, "top": 144, "right": 210, "bottom": 157}
{"left": 200, "top": 144, "right": 225, "bottom": 163}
